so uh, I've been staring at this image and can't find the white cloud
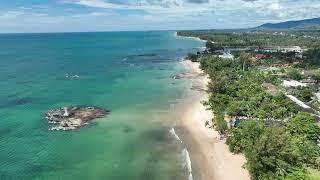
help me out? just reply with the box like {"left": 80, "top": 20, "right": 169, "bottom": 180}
{"left": 68, "top": 0, "right": 213, "bottom": 14}
{"left": 75, "top": 0, "right": 129, "bottom": 9}
{"left": 1, "top": 0, "right": 320, "bottom": 32}
{"left": 269, "top": 3, "right": 281, "bottom": 11}
{"left": 66, "top": 0, "right": 320, "bottom": 21}
{"left": 0, "top": 11, "right": 24, "bottom": 19}
{"left": 70, "top": 11, "right": 113, "bottom": 18}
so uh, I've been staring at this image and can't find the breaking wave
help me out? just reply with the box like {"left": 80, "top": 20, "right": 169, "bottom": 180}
{"left": 169, "top": 128, "right": 182, "bottom": 143}
{"left": 169, "top": 128, "right": 193, "bottom": 180}
{"left": 182, "top": 148, "right": 193, "bottom": 180}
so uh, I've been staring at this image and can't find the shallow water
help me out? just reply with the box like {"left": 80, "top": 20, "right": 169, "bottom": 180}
{"left": 0, "top": 31, "right": 203, "bottom": 179}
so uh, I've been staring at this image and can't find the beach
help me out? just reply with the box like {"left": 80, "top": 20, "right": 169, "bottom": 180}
{"left": 174, "top": 32, "right": 208, "bottom": 43}
{"left": 179, "top": 60, "right": 250, "bottom": 180}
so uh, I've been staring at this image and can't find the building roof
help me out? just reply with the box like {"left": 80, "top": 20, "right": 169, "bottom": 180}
{"left": 255, "top": 54, "right": 266, "bottom": 59}
{"left": 283, "top": 80, "right": 307, "bottom": 87}
{"left": 301, "top": 79, "right": 317, "bottom": 83}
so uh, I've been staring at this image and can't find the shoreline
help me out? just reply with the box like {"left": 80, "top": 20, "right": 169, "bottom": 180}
{"left": 178, "top": 59, "right": 250, "bottom": 180}
{"left": 174, "top": 31, "right": 208, "bottom": 43}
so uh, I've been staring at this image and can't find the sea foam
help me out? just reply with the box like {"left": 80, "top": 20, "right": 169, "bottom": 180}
{"left": 169, "top": 128, "right": 193, "bottom": 180}
{"left": 182, "top": 148, "right": 193, "bottom": 180}
{"left": 169, "top": 128, "right": 182, "bottom": 143}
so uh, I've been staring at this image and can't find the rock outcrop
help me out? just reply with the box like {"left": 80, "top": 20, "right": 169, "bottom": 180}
{"left": 45, "top": 106, "right": 110, "bottom": 131}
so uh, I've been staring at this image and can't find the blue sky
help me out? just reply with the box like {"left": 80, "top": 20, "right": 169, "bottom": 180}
{"left": 0, "top": 0, "right": 319, "bottom": 33}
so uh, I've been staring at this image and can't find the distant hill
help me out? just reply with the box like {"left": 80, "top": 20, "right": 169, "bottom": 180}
{"left": 257, "top": 17, "right": 320, "bottom": 30}
{"left": 178, "top": 17, "right": 320, "bottom": 33}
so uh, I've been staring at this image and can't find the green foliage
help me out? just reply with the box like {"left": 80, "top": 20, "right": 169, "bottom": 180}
{"left": 308, "top": 168, "right": 320, "bottom": 180}
{"left": 184, "top": 44, "right": 320, "bottom": 179}
{"left": 201, "top": 55, "right": 297, "bottom": 120}
{"left": 238, "top": 53, "right": 252, "bottom": 71}
{"left": 227, "top": 120, "right": 264, "bottom": 154}
{"left": 214, "top": 113, "right": 228, "bottom": 134}
{"left": 177, "top": 31, "right": 320, "bottom": 48}
{"left": 205, "top": 41, "right": 220, "bottom": 52}
{"left": 289, "top": 136, "right": 320, "bottom": 167}
{"left": 286, "top": 112, "right": 320, "bottom": 142}
{"left": 287, "top": 68, "right": 302, "bottom": 80}
{"left": 303, "top": 48, "right": 320, "bottom": 67}
{"left": 187, "top": 53, "right": 198, "bottom": 62}
{"left": 285, "top": 167, "right": 311, "bottom": 180}
{"left": 179, "top": 31, "right": 320, "bottom": 69}
{"left": 313, "top": 70, "right": 320, "bottom": 81}
{"left": 246, "top": 126, "right": 303, "bottom": 180}
{"left": 228, "top": 121, "right": 319, "bottom": 179}
{"left": 298, "top": 88, "right": 314, "bottom": 102}
{"left": 285, "top": 113, "right": 320, "bottom": 168}
{"left": 226, "top": 101, "right": 247, "bottom": 117}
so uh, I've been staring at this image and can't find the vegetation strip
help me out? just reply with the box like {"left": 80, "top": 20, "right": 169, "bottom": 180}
{"left": 181, "top": 31, "right": 320, "bottom": 179}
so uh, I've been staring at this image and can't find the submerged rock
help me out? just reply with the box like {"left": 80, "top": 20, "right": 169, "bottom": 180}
{"left": 45, "top": 106, "right": 110, "bottom": 131}
{"left": 170, "top": 72, "right": 202, "bottom": 80}
{"left": 65, "top": 74, "right": 80, "bottom": 79}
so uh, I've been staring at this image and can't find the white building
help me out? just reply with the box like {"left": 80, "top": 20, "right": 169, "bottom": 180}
{"left": 280, "top": 46, "right": 302, "bottom": 53}
{"left": 262, "top": 46, "right": 303, "bottom": 53}
{"left": 282, "top": 80, "right": 307, "bottom": 88}
{"left": 218, "top": 52, "right": 234, "bottom": 59}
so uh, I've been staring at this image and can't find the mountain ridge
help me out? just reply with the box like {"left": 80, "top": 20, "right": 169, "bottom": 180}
{"left": 257, "top": 17, "right": 320, "bottom": 30}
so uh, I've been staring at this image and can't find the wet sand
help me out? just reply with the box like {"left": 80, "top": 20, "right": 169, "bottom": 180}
{"left": 178, "top": 60, "right": 250, "bottom": 180}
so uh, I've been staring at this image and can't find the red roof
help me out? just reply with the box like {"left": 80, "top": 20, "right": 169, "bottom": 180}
{"left": 255, "top": 54, "right": 267, "bottom": 59}
{"left": 293, "top": 61, "right": 300, "bottom": 65}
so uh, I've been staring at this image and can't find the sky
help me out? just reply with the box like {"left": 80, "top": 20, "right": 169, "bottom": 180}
{"left": 0, "top": 0, "right": 319, "bottom": 33}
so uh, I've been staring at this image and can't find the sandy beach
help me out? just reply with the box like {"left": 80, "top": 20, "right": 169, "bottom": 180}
{"left": 174, "top": 32, "right": 208, "bottom": 43}
{"left": 178, "top": 60, "right": 250, "bottom": 180}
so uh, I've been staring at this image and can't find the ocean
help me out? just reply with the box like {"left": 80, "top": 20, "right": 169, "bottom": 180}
{"left": 0, "top": 31, "right": 204, "bottom": 179}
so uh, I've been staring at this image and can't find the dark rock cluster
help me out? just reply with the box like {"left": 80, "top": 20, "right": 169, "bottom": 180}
{"left": 45, "top": 106, "right": 110, "bottom": 131}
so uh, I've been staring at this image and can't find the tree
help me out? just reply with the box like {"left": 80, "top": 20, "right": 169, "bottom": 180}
{"left": 237, "top": 53, "right": 252, "bottom": 71}
{"left": 287, "top": 68, "right": 302, "bottom": 80}
{"left": 303, "top": 48, "right": 320, "bottom": 67}
{"left": 187, "top": 53, "right": 198, "bottom": 62}
{"left": 285, "top": 167, "right": 311, "bottom": 180}
{"left": 214, "top": 113, "right": 228, "bottom": 135}
{"left": 246, "top": 126, "right": 303, "bottom": 179}
{"left": 205, "top": 41, "right": 215, "bottom": 51}
{"left": 209, "top": 93, "right": 229, "bottom": 112}
{"left": 286, "top": 112, "right": 320, "bottom": 142}
{"left": 226, "top": 101, "right": 248, "bottom": 117}
{"left": 227, "top": 120, "right": 264, "bottom": 154}
{"left": 180, "top": 31, "right": 320, "bottom": 179}
{"left": 298, "top": 88, "right": 313, "bottom": 102}
{"left": 289, "top": 136, "right": 320, "bottom": 168}
{"left": 312, "top": 70, "right": 320, "bottom": 81}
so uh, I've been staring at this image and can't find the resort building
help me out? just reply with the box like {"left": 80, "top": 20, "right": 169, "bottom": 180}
{"left": 280, "top": 46, "right": 302, "bottom": 53}
{"left": 219, "top": 52, "right": 234, "bottom": 59}
{"left": 261, "top": 46, "right": 303, "bottom": 53}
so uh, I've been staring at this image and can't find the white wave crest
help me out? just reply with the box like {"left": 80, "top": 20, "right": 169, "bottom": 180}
{"left": 182, "top": 148, "right": 193, "bottom": 180}
{"left": 170, "top": 128, "right": 182, "bottom": 143}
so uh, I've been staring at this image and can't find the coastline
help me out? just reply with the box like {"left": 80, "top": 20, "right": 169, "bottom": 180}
{"left": 178, "top": 59, "right": 250, "bottom": 180}
{"left": 174, "top": 31, "right": 208, "bottom": 43}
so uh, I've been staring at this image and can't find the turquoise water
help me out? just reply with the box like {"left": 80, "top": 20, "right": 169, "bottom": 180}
{"left": 0, "top": 31, "right": 203, "bottom": 179}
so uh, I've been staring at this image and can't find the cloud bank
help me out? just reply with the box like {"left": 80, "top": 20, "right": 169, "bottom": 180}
{"left": 0, "top": 0, "right": 319, "bottom": 32}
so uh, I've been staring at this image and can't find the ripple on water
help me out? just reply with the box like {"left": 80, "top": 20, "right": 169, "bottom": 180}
{"left": 0, "top": 97, "right": 33, "bottom": 109}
